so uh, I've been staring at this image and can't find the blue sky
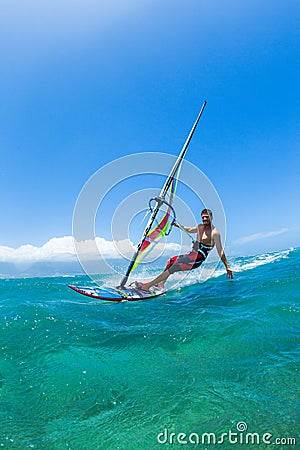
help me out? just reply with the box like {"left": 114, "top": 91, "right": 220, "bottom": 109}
{"left": 0, "top": 0, "right": 299, "bottom": 267}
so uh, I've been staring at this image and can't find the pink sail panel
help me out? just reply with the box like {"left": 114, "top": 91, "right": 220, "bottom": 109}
{"left": 132, "top": 181, "right": 176, "bottom": 271}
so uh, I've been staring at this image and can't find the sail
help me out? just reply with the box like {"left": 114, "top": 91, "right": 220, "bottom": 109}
{"left": 119, "top": 101, "right": 207, "bottom": 287}
{"left": 131, "top": 173, "right": 179, "bottom": 271}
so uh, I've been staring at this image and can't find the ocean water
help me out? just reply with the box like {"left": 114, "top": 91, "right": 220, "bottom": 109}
{"left": 0, "top": 248, "right": 299, "bottom": 449}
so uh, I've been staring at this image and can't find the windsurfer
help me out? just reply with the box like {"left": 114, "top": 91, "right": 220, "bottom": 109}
{"left": 135, "top": 209, "right": 233, "bottom": 291}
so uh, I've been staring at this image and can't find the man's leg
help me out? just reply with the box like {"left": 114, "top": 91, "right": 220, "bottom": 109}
{"left": 137, "top": 269, "right": 171, "bottom": 290}
{"left": 135, "top": 251, "right": 201, "bottom": 291}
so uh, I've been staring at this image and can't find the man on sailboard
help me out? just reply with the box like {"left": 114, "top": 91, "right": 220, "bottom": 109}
{"left": 135, "top": 209, "right": 233, "bottom": 291}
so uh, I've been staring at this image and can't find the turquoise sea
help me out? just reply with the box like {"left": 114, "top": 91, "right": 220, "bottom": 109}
{"left": 0, "top": 248, "right": 299, "bottom": 449}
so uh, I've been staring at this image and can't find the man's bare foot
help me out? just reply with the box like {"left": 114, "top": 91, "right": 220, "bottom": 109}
{"left": 134, "top": 281, "right": 150, "bottom": 292}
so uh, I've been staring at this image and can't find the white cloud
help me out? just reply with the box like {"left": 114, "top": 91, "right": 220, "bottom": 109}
{"left": 0, "top": 237, "right": 76, "bottom": 264}
{"left": 0, "top": 236, "right": 183, "bottom": 264}
{"left": 234, "top": 228, "right": 289, "bottom": 245}
{"left": 74, "top": 236, "right": 183, "bottom": 262}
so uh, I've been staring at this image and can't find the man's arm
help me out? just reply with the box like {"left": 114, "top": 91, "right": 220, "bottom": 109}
{"left": 173, "top": 222, "right": 198, "bottom": 233}
{"left": 213, "top": 230, "right": 234, "bottom": 279}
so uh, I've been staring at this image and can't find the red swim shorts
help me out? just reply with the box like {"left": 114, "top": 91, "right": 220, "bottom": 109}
{"left": 165, "top": 251, "right": 206, "bottom": 274}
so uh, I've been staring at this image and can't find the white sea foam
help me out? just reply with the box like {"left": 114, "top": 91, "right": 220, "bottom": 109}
{"left": 230, "top": 248, "right": 293, "bottom": 273}
{"left": 161, "top": 248, "right": 295, "bottom": 290}
{"left": 102, "top": 248, "right": 295, "bottom": 292}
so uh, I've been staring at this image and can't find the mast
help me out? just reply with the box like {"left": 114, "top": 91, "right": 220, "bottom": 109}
{"left": 119, "top": 101, "right": 207, "bottom": 288}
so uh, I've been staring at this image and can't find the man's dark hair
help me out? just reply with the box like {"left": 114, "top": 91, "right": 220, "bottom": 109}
{"left": 201, "top": 208, "right": 213, "bottom": 218}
